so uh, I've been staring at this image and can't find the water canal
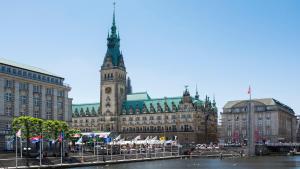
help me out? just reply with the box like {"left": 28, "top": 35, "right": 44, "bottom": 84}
{"left": 71, "top": 156, "right": 300, "bottom": 169}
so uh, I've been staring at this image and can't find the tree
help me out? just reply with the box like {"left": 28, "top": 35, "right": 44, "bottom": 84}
{"left": 43, "top": 120, "right": 69, "bottom": 156}
{"left": 12, "top": 116, "right": 43, "bottom": 165}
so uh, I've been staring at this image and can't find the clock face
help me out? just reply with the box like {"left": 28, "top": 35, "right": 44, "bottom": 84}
{"left": 105, "top": 87, "right": 112, "bottom": 94}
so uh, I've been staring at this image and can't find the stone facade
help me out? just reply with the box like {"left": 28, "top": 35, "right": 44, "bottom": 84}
{"left": 0, "top": 58, "right": 72, "bottom": 150}
{"left": 71, "top": 8, "right": 218, "bottom": 144}
{"left": 221, "top": 98, "right": 297, "bottom": 144}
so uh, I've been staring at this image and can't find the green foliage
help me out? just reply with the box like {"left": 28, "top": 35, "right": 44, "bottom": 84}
{"left": 43, "top": 120, "right": 69, "bottom": 140}
{"left": 12, "top": 116, "right": 70, "bottom": 140}
{"left": 66, "top": 128, "right": 81, "bottom": 140}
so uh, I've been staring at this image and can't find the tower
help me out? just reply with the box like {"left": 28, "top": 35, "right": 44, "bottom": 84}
{"left": 195, "top": 84, "right": 199, "bottom": 100}
{"left": 126, "top": 77, "right": 132, "bottom": 95}
{"left": 100, "top": 3, "right": 126, "bottom": 132}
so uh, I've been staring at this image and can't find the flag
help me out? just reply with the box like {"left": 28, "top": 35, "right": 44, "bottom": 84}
{"left": 104, "top": 137, "right": 112, "bottom": 143}
{"left": 31, "top": 136, "right": 41, "bottom": 143}
{"left": 16, "top": 129, "right": 21, "bottom": 138}
{"left": 99, "top": 133, "right": 109, "bottom": 138}
{"left": 75, "top": 137, "right": 82, "bottom": 145}
{"left": 248, "top": 86, "right": 251, "bottom": 95}
{"left": 58, "top": 131, "right": 64, "bottom": 142}
{"left": 73, "top": 133, "right": 81, "bottom": 138}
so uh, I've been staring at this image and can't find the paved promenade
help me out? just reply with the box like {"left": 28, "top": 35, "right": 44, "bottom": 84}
{"left": 0, "top": 150, "right": 240, "bottom": 169}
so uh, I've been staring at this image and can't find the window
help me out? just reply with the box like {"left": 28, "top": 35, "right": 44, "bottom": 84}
{"left": 156, "top": 116, "right": 161, "bottom": 120}
{"left": 256, "top": 106, "right": 266, "bottom": 112}
{"left": 1, "top": 66, "right": 5, "bottom": 72}
{"left": 46, "top": 100, "right": 52, "bottom": 108}
{"left": 5, "top": 122, "right": 11, "bottom": 131}
{"left": 23, "top": 71, "right": 27, "bottom": 77}
{"left": 19, "top": 83, "right": 28, "bottom": 90}
{"left": 58, "top": 91, "right": 64, "bottom": 97}
{"left": 257, "top": 120, "right": 263, "bottom": 127}
{"left": 33, "top": 111, "right": 40, "bottom": 118}
{"left": 172, "top": 125, "right": 177, "bottom": 131}
{"left": 46, "top": 112, "right": 52, "bottom": 120}
{"left": 258, "top": 113, "right": 263, "bottom": 120}
{"left": 46, "top": 88, "right": 53, "bottom": 95}
{"left": 266, "top": 119, "right": 271, "bottom": 127}
{"left": 33, "top": 97, "right": 40, "bottom": 106}
{"left": 227, "top": 130, "right": 232, "bottom": 137}
{"left": 33, "top": 85, "right": 41, "bottom": 93}
{"left": 7, "top": 67, "right": 11, "bottom": 73}
{"left": 150, "top": 116, "right": 154, "bottom": 120}
{"left": 5, "top": 80, "right": 13, "bottom": 88}
{"left": 5, "top": 107, "right": 13, "bottom": 116}
{"left": 4, "top": 93, "right": 13, "bottom": 102}
{"left": 58, "top": 102, "right": 63, "bottom": 109}
{"left": 20, "top": 96, "right": 28, "bottom": 104}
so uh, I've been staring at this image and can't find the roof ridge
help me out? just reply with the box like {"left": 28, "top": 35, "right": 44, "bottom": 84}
{"left": 128, "top": 92, "right": 148, "bottom": 95}
{"left": 0, "top": 57, "right": 62, "bottom": 78}
{"left": 73, "top": 103, "right": 100, "bottom": 105}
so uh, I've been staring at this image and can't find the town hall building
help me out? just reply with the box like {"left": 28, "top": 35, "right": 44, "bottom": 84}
{"left": 72, "top": 6, "right": 218, "bottom": 144}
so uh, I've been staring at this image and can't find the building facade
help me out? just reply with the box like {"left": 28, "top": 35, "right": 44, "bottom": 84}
{"left": 71, "top": 8, "right": 218, "bottom": 144}
{"left": 221, "top": 98, "right": 297, "bottom": 144}
{"left": 0, "top": 58, "right": 72, "bottom": 150}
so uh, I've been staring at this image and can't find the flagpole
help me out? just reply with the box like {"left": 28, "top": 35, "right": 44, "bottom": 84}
{"left": 248, "top": 86, "right": 254, "bottom": 156}
{"left": 40, "top": 132, "right": 42, "bottom": 166}
{"left": 61, "top": 132, "right": 63, "bottom": 166}
{"left": 20, "top": 137, "right": 22, "bottom": 158}
{"left": 16, "top": 134, "right": 18, "bottom": 168}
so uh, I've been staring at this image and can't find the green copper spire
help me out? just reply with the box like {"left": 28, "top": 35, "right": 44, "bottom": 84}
{"left": 110, "top": 2, "right": 117, "bottom": 37}
{"left": 102, "top": 2, "right": 125, "bottom": 70}
{"left": 113, "top": 2, "right": 116, "bottom": 26}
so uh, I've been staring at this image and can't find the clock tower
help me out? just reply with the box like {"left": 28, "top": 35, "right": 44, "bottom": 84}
{"left": 100, "top": 4, "right": 126, "bottom": 132}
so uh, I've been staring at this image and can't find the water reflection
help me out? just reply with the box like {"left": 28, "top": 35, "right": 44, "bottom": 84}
{"left": 72, "top": 156, "right": 300, "bottom": 169}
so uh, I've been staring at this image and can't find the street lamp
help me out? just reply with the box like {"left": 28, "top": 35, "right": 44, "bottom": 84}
{"left": 163, "top": 97, "right": 167, "bottom": 157}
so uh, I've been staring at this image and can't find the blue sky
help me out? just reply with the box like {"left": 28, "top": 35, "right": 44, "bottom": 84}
{"left": 0, "top": 0, "right": 299, "bottom": 114}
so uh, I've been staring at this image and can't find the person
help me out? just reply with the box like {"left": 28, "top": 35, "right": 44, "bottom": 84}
{"left": 103, "top": 154, "right": 106, "bottom": 162}
{"left": 220, "top": 152, "right": 223, "bottom": 160}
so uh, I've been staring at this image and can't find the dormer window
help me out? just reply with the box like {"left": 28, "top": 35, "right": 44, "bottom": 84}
{"left": 157, "top": 103, "right": 162, "bottom": 112}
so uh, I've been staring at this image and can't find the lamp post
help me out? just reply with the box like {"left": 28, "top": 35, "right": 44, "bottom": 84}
{"left": 163, "top": 97, "right": 167, "bottom": 157}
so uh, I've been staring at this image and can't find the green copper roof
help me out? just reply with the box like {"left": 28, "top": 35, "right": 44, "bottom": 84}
{"left": 122, "top": 96, "right": 193, "bottom": 114}
{"left": 127, "top": 92, "right": 151, "bottom": 101}
{"left": 72, "top": 93, "right": 214, "bottom": 116}
{"left": 72, "top": 103, "right": 100, "bottom": 117}
{"left": 0, "top": 57, "right": 62, "bottom": 78}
